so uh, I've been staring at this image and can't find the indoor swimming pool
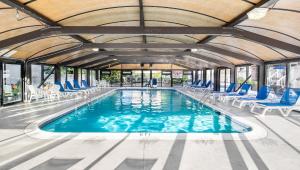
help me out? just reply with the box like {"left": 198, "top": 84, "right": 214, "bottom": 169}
{"left": 41, "top": 89, "right": 251, "bottom": 133}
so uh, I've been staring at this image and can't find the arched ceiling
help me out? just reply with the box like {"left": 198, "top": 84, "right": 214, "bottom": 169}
{"left": 0, "top": 0, "right": 299, "bottom": 69}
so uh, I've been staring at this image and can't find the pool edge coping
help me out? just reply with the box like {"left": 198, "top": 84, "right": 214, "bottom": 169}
{"left": 24, "top": 87, "right": 267, "bottom": 141}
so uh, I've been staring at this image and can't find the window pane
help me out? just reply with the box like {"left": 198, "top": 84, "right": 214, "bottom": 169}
{"left": 81, "top": 69, "right": 87, "bottom": 85}
{"left": 162, "top": 71, "right": 171, "bottom": 87}
{"left": 143, "top": 70, "right": 151, "bottom": 87}
{"left": 249, "top": 65, "right": 258, "bottom": 91}
{"left": 60, "top": 67, "right": 66, "bottom": 86}
{"left": 206, "top": 70, "right": 211, "bottom": 82}
{"left": 206, "top": 69, "right": 214, "bottom": 88}
{"left": 183, "top": 71, "right": 192, "bottom": 86}
{"left": 110, "top": 70, "right": 121, "bottom": 87}
{"left": 122, "top": 70, "right": 132, "bottom": 87}
{"left": 101, "top": 70, "right": 111, "bottom": 86}
{"left": 3, "top": 63, "right": 22, "bottom": 104}
{"left": 236, "top": 66, "right": 247, "bottom": 87}
{"left": 78, "top": 68, "right": 82, "bottom": 86}
{"left": 66, "top": 67, "right": 74, "bottom": 85}
{"left": 220, "top": 69, "right": 226, "bottom": 92}
{"left": 172, "top": 70, "right": 182, "bottom": 87}
{"left": 31, "top": 64, "right": 42, "bottom": 87}
{"left": 226, "top": 69, "right": 231, "bottom": 88}
{"left": 266, "top": 64, "right": 286, "bottom": 95}
{"left": 89, "top": 70, "right": 95, "bottom": 86}
{"left": 152, "top": 70, "right": 161, "bottom": 87}
{"left": 288, "top": 62, "right": 300, "bottom": 88}
{"left": 132, "top": 70, "right": 142, "bottom": 87}
{"left": 198, "top": 70, "right": 203, "bottom": 81}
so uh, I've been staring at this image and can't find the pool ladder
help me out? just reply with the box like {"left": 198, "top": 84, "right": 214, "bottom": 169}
{"left": 199, "top": 90, "right": 212, "bottom": 107}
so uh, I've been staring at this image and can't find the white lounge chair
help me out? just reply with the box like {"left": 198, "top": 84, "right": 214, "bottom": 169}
{"left": 250, "top": 88, "right": 300, "bottom": 116}
{"left": 232, "top": 86, "right": 271, "bottom": 109}
{"left": 27, "top": 85, "right": 43, "bottom": 102}
{"left": 220, "top": 83, "right": 252, "bottom": 103}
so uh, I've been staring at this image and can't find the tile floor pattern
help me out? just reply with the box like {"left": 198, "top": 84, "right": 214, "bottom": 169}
{"left": 0, "top": 88, "right": 299, "bottom": 170}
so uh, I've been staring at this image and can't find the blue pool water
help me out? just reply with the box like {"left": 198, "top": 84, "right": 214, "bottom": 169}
{"left": 41, "top": 89, "right": 251, "bottom": 133}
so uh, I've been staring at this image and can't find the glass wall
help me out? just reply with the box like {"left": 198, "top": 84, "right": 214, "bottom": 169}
{"left": 30, "top": 64, "right": 54, "bottom": 92}
{"left": 122, "top": 70, "right": 132, "bottom": 87}
{"left": 132, "top": 70, "right": 142, "bottom": 87}
{"left": 90, "top": 70, "right": 97, "bottom": 86}
{"left": 219, "top": 68, "right": 231, "bottom": 92}
{"left": 220, "top": 69, "right": 226, "bottom": 92}
{"left": 266, "top": 64, "right": 286, "bottom": 95}
{"left": 206, "top": 69, "right": 214, "bottom": 87}
{"left": 121, "top": 70, "right": 142, "bottom": 87}
{"left": 226, "top": 69, "right": 231, "bottom": 90}
{"left": 44, "top": 66, "right": 55, "bottom": 85}
{"left": 183, "top": 71, "right": 192, "bottom": 86}
{"left": 152, "top": 70, "right": 162, "bottom": 87}
{"left": 172, "top": 70, "right": 183, "bottom": 87}
{"left": 66, "top": 67, "right": 74, "bottom": 85}
{"left": 60, "top": 66, "right": 66, "bottom": 87}
{"left": 289, "top": 62, "right": 300, "bottom": 88}
{"left": 2, "top": 63, "right": 22, "bottom": 104}
{"left": 81, "top": 69, "right": 87, "bottom": 83}
{"left": 162, "top": 71, "right": 171, "bottom": 87}
{"left": 143, "top": 70, "right": 151, "bottom": 87}
{"left": 249, "top": 65, "right": 258, "bottom": 91}
{"left": 31, "top": 64, "right": 42, "bottom": 87}
{"left": 110, "top": 70, "right": 121, "bottom": 87}
{"left": 96, "top": 69, "right": 195, "bottom": 87}
{"left": 235, "top": 65, "right": 258, "bottom": 91}
{"left": 101, "top": 70, "right": 111, "bottom": 86}
{"left": 78, "top": 68, "right": 82, "bottom": 86}
{"left": 198, "top": 70, "right": 203, "bottom": 81}
{"left": 236, "top": 66, "right": 247, "bottom": 87}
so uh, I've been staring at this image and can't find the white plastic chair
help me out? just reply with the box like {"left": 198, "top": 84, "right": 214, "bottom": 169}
{"left": 27, "top": 85, "right": 43, "bottom": 102}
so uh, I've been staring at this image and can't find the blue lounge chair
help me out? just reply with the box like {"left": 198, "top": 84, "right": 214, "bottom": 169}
{"left": 189, "top": 80, "right": 201, "bottom": 87}
{"left": 65, "top": 81, "right": 79, "bottom": 91}
{"left": 55, "top": 81, "right": 65, "bottom": 92}
{"left": 204, "top": 80, "right": 212, "bottom": 88}
{"left": 251, "top": 88, "right": 300, "bottom": 116}
{"left": 211, "top": 83, "right": 236, "bottom": 95}
{"left": 191, "top": 80, "right": 202, "bottom": 88}
{"left": 194, "top": 80, "right": 212, "bottom": 91}
{"left": 152, "top": 78, "right": 158, "bottom": 88}
{"left": 225, "top": 83, "right": 236, "bottom": 93}
{"left": 221, "top": 83, "right": 251, "bottom": 102}
{"left": 82, "top": 80, "right": 91, "bottom": 88}
{"left": 210, "top": 83, "right": 236, "bottom": 102}
{"left": 55, "top": 81, "right": 76, "bottom": 92}
{"left": 232, "top": 85, "right": 270, "bottom": 108}
{"left": 74, "top": 80, "right": 87, "bottom": 90}
{"left": 55, "top": 81, "right": 78, "bottom": 97}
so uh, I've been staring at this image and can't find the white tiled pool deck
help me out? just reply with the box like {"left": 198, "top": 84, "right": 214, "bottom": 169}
{"left": 0, "top": 88, "right": 299, "bottom": 170}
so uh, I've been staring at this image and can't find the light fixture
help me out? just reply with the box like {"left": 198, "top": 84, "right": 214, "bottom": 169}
{"left": 191, "top": 49, "right": 198, "bottom": 52}
{"left": 247, "top": 8, "right": 269, "bottom": 20}
{"left": 92, "top": 48, "right": 99, "bottom": 52}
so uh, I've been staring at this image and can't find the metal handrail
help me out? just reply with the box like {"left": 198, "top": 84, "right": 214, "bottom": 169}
{"left": 235, "top": 75, "right": 251, "bottom": 92}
